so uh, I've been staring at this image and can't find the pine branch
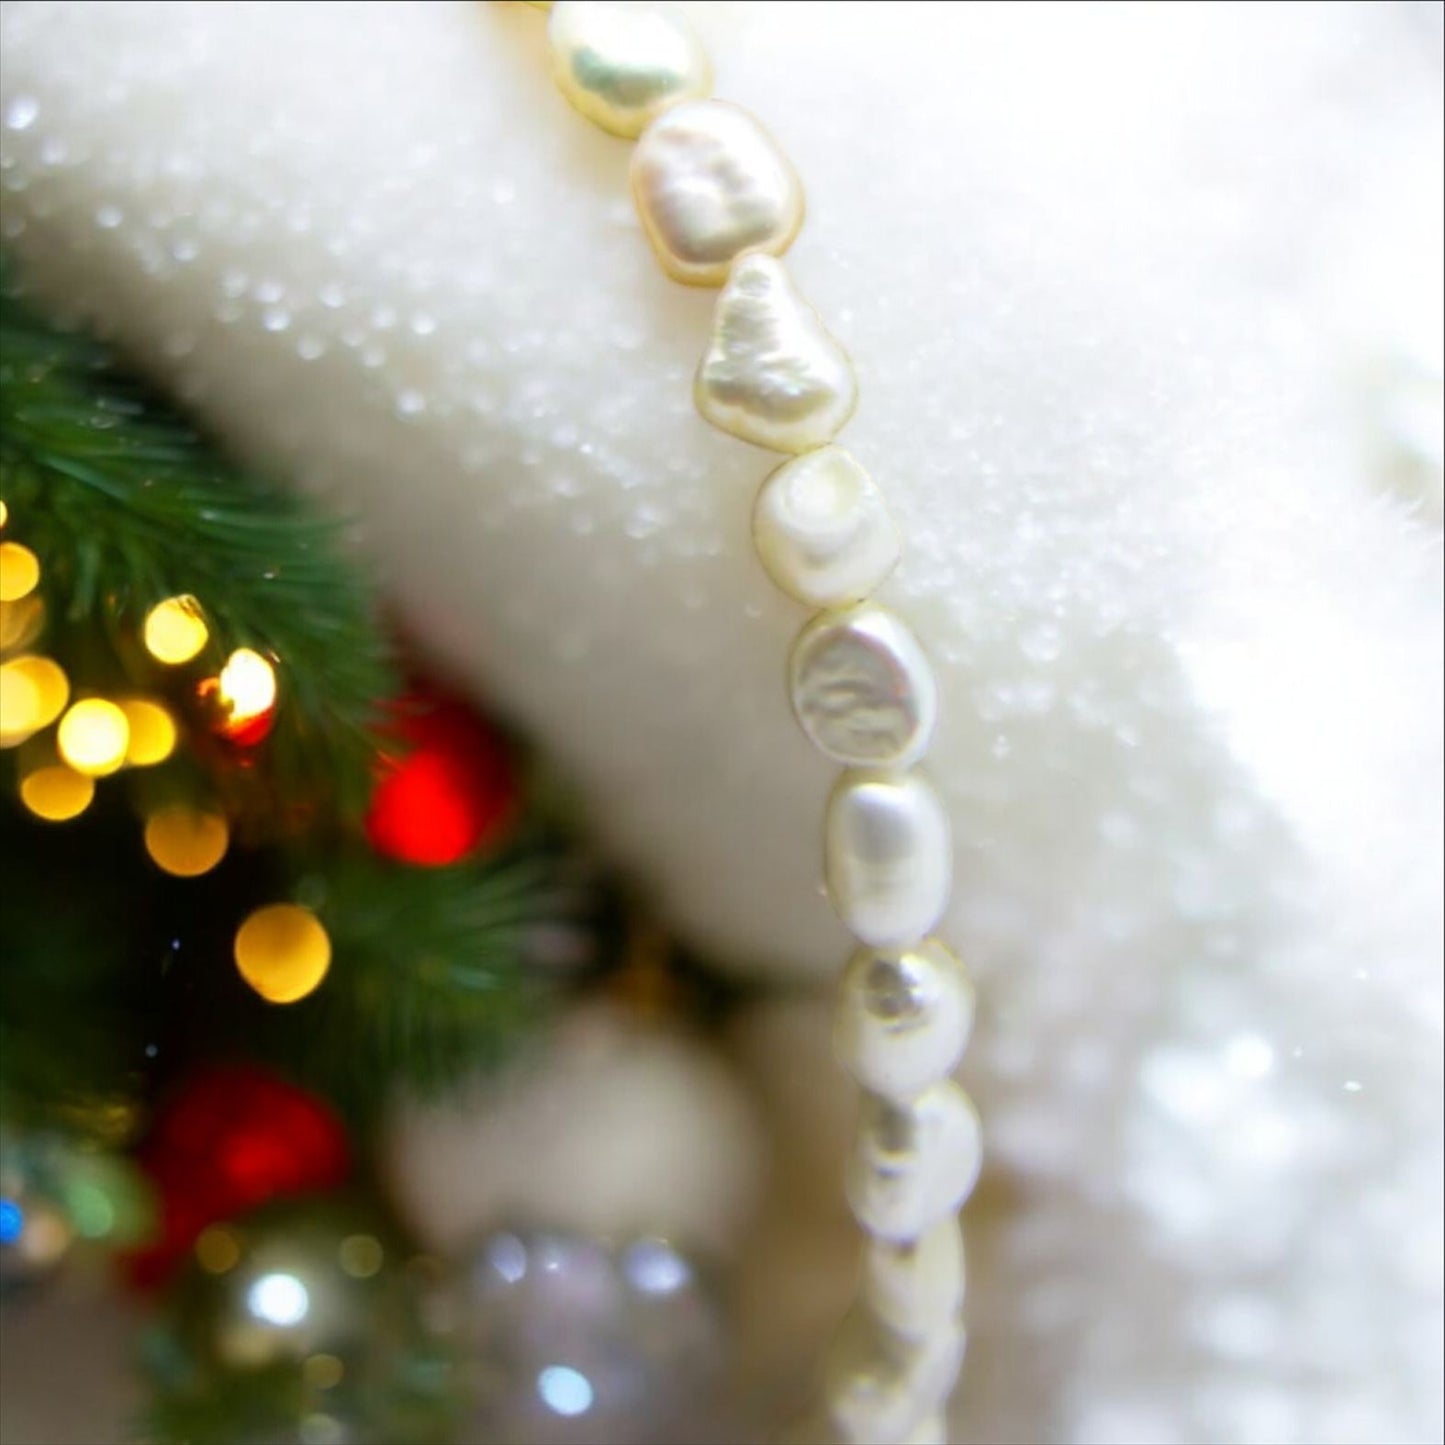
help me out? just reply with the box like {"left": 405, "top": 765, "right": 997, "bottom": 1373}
{"left": 0, "top": 254, "right": 397, "bottom": 817}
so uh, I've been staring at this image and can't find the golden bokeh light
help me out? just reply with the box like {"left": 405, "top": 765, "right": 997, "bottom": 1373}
{"left": 0, "top": 499, "right": 8, "bottom": 529}
{"left": 57, "top": 698, "right": 130, "bottom": 776}
{"left": 143, "top": 595, "right": 209, "bottom": 666}
{"left": 144, "top": 806, "right": 229, "bottom": 878}
{"left": 234, "top": 903, "right": 331, "bottom": 1004}
{"left": 0, "top": 656, "right": 70, "bottom": 747}
{"left": 120, "top": 698, "right": 178, "bottom": 767}
{"left": 338, "top": 1234, "right": 384, "bottom": 1279}
{"left": 0, "top": 542, "right": 40, "bottom": 603}
{"left": 303, "top": 1354, "right": 345, "bottom": 1391}
{"left": 195, "top": 1226, "right": 241, "bottom": 1275}
{"left": 19, "top": 765, "right": 96, "bottom": 822}
{"left": 0, "top": 595, "right": 45, "bottom": 656}
{"left": 217, "top": 648, "right": 277, "bottom": 719}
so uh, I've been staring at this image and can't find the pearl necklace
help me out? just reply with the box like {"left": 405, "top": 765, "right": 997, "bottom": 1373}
{"left": 520, "top": 5, "right": 981, "bottom": 1440}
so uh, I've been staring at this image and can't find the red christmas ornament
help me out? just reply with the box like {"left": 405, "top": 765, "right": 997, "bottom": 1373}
{"left": 126, "top": 1065, "right": 349, "bottom": 1288}
{"left": 365, "top": 689, "right": 519, "bottom": 867}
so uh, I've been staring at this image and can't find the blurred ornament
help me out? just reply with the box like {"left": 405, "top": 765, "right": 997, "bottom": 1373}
{"left": 233, "top": 901, "right": 332, "bottom": 1003}
{"left": 143, "top": 1197, "right": 455, "bottom": 1445}
{"left": 385, "top": 1002, "right": 762, "bottom": 1261}
{"left": 199, "top": 646, "right": 278, "bottom": 746}
{"left": 129, "top": 1066, "right": 349, "bottom": 1288}
{"left": 454, "top": 1226, "right": 742, "bottom": 1445}
{"left": 365, "top": 689, "right": 519, "bottom": 867}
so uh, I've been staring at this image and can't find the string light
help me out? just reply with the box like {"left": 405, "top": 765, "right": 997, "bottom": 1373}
{"left": 57, "top": 698, "right": 130, "bottom": 776}
{"left": 233, "top": 903, "right": 331, "bottom": 1004}
{"left": 143, "top": 595, "right": 209, "bottom": 666}
{"left": 119, "top": 698, "right": 178, "bottom": 767}
{"left": 19, "top": 765, "right": 95, "bottom": 822}
{"left": 0, "top": 542, "right": 39, "bottom": 603}
{"left": 144, "top": 806, "right": 229, "bottom": 878}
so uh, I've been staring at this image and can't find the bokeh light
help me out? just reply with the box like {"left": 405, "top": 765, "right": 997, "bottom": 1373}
{"left": 0, "top": 595, "right": 44, "bottom": 656}
{"left": 234, "top": 903, "right": 331, "bottom": 1004}
{"left": 120, "top": 698, "right": 178, "bottom": 766}
{"left": 211, "top": 647, "right": 278, "bottom": 743}
{"left": 143, "top": 595, "right": 209, "bottom": 666}
{"left": 0, "top": 542, "right": 40, "bottom": 602}
{"left": 0, "top": 655, "right": 70, "bottom": 747}
{"left": 144, "top": 806, "right": 230, "bottom": 878}
{"left": 57, "top": 698, "right": 130, "bottom": 776}
{"left": 19, "top": 765, "right": 96, "bottom": 822}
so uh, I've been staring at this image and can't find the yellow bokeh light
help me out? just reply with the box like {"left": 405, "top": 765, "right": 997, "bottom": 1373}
{"left": 120, "top": 699, "right": 177, "bottom": 767}
{"left": 19, "top": 765, "right": 96, "bottom": 822}
{"left": 303, "top": 1355, "right": 345, "bottom": 1391}
{"left": 143, "top": 595, "right": 209, "bottom": 666}
{"left": 0, "top": 499, "right": 8, "bottom": 529}
{"left": 234, "top": 903, "right": 331, "bottom": 1005}
{"left": 0, "top": 595, "right": 45, "bottom": 656}
{"left": 57, "top": 698, "right": 130, "bottom": 776}
{"left": 0, "top": 542, "right": 40, "bottom": 603}
{"left": 217, "top": 648, "right": 277, "bottom": 720}
{"left": 195, "top": 1226, "right": 241, "bottom": 1275}
{"left": 338, "top": 1234, "right": 384, "bottom": 1279}
{"left": 0, "top": 656, "right": 70, "bottom": 749}
{"left": 144, "top": 806, "right": 229, "bottom": 878}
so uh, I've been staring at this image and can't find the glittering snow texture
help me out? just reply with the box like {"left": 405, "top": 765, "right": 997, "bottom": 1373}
{"left": 1, "top": 3, "right": 1441, "bottom": 1442}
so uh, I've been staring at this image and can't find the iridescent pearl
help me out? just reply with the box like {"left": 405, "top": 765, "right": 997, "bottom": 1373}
{"left": 864, "top": 1217, "right": 966, "bottom": 1340}
{"left": 825, "top": 771, "right": 952, "bottom": 949}
{"left": 790, "top": 604, "right": 937, "bottom": 768}
{"left": 846, "top": 1082, "right": 982, "bottom": 1243}
{"left": 752, "top": 446, "right": 901, "bottom": 607}
{"left": 631, "top": 100, "right": 803, "bottom": 285}
{"left": 696, "top": 254, "right": 857, "bottom": 454}
{"left": 546, "top": 3, "right": 711, "bottom": 140}
{"left": 824, "top": 1303, "right": 967, "bottom": 1444}
{"left": 835, "top": 941, "right": 974, "bottom": 1101}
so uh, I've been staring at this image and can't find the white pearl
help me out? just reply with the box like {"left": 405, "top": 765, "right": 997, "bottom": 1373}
{"left": 631, "top": 100, "right": 803, "bottom": 285}
{"left": 825, "top": 1302, "right": 967, "bottom": 1444}
{"left": 753, "top": 446, "right": 901, "bottom": 607}
{"left": 695, "top": 253, "right": 856, "bottom": 453}
{"left": 546, "top": 3, "right": 711, "bottom": 140}
{"left": 790, "top": 604, "right": 937, "bottom": 768}
{"left": 835, "top": 941, "right": 974, "bottom": 1101}
{"left": 864, "top": 1217, "right": 966, "bottom": 1340}
{"left": 825, "top": 770, "right": 952, "bottom": 949}
{"left": 846, "top": 1081, "right": 982, "bottom": 1242}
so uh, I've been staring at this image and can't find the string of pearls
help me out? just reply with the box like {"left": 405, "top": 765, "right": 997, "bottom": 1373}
{"left": 520, "top": 4, "right": 982, "bottom": 1440}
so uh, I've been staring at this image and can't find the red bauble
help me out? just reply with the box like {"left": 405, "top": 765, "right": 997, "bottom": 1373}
{"left": 126, "top": 1065, "right": 349, "bottom": 1288}
{"left": 364, "top": 690, "right": 518, "bottom": 867}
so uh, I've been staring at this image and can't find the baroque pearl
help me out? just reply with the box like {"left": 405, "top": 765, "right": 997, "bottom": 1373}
{"left": 631, "top": 100, "right": 803, "bottom": 285}
{"left": 753, "top": 446, "right": 901, "bottom": 607}
{"left": 846, "top": 1082, "right": 983, "bottom": 1243}
{"left": 546, "top": 2, "right": 711, "bottom": 140}
{"left": 790, "top": 604, "right": 937, "bottom": 768}
{"left": 864, "top": 1217, "right": 966, "bottom": 1340}
{"left": 825, "top": 771, "right": 952, "bottom": 949}
{"left": 836, "top": 941, "right": 975, "bottom": 1102}
{"left": 824, "top": 1302, "right": 968, "bottom": 1444}
{"left": 695, "top": 253, "right": 857, "bottom": 453}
